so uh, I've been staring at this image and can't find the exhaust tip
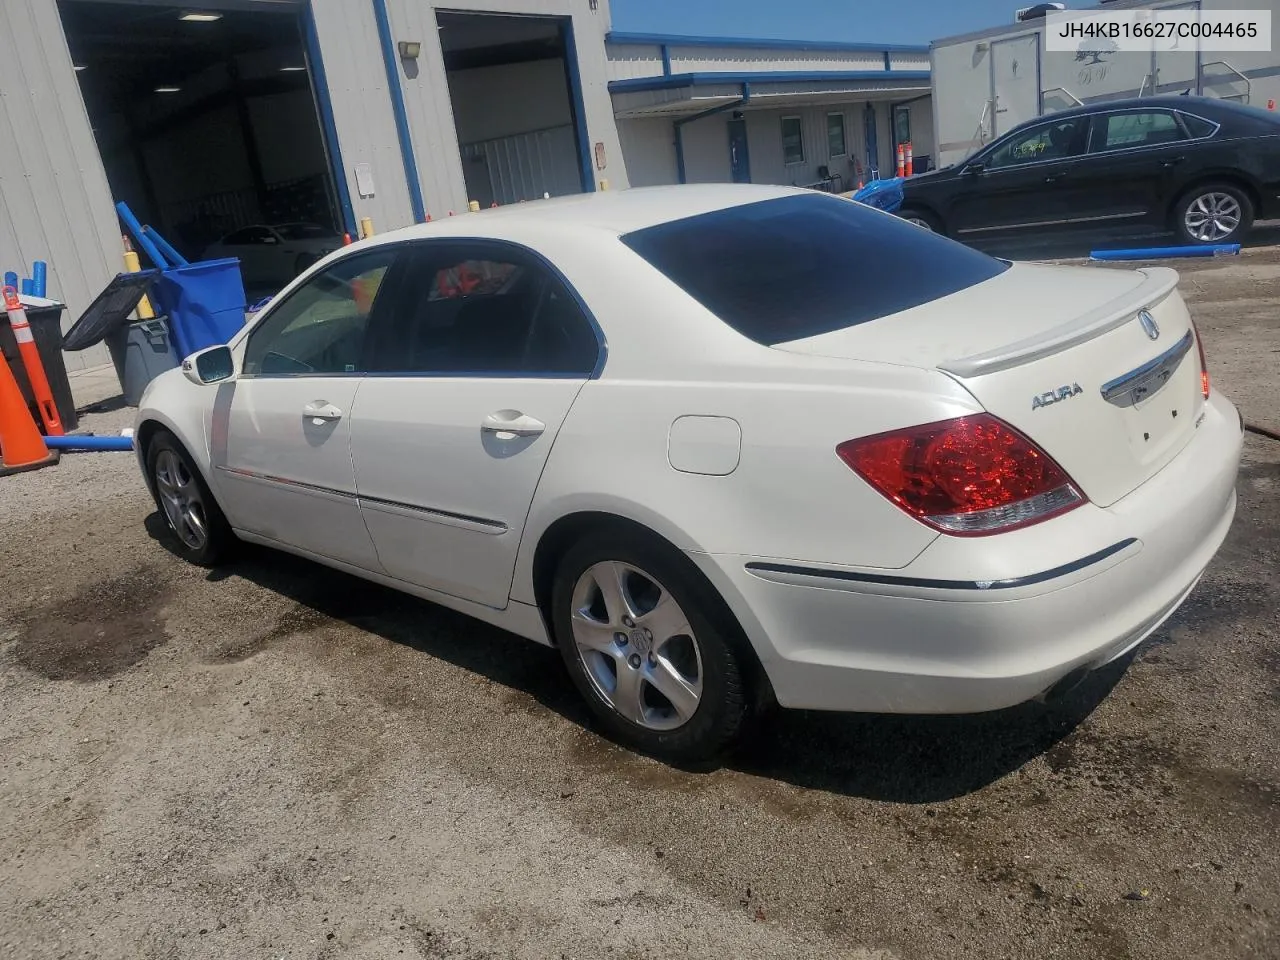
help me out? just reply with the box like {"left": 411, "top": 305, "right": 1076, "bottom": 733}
{"left": 1040, "top": 665, "right": 1091, "bottom": 704}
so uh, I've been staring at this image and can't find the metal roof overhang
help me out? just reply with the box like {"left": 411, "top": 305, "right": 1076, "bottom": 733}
{"left": 610, "top": 71, "right": 932, "bottom": 120}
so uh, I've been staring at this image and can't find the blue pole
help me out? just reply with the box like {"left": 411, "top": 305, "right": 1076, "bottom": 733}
{"left": 142, "top": 226, "right": 189, "bottom": 266}
{"left": 115, "top": 201, "right": 169, "bottom": 269}
{"left": 1090, "top": 243, "right": 1241, "bottom": 261}
{"left": 20, "top": 279, "right": 33, "bottom": 296}
{"left": 43, "top": 434, "right": 134, "bottom": 451}
{"left": 32, "top": 261, "right": 47, "bottom": 297}
{"left": 3, "top": 272, "right": 16, "bottom": 290}
{"left": 371, "top": 0, "right": 427, "bottom": 220}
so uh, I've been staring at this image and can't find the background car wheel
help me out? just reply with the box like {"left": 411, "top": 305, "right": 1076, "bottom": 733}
{"left": 145, "top": 430, "right": 235, "bottom": 567}
{"left": 293, "top": 253, "right": 316, "bottom": 277}
{"left": 899, "top": 207, "right": 942, "bottom": 234}
{"left": 551, "top": 530, "right": 751, "bottom": 763}
{"left": 1174, "top": 182, "right": 1253, "bottom": 245}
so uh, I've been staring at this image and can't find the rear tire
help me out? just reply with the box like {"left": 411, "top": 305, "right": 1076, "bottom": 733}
{"left": 550, "top": 530, "right": 751, "bottom": 763}
{"left": 899, "top": 206, "right": 943, "bottom": 234}
{"left": 145, "top": 430, "right": 235, "bottom": 567}
{"left": 1173, "top": 182, "right": 1253, "bottom": 245}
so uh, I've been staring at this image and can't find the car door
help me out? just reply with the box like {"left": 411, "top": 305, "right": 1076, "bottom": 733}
{"left": 210, "top": 245, "right": 404, "bottom": 570}
{"left": 1075, "top": 108, "right": 1194, "bottom": 227}
{"left": 350, "top": 240, "right": 602, "bottom": 608}
{"left": 947, "top": 114, "right": 1090, "bottom": 237}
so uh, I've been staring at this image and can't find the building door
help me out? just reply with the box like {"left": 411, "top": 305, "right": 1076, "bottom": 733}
{"left": 863, "top": 103, "right": 880, "bottom": 180}
{"left": 990, "top": 34, "right": 1040, "bottom": 137}
{"left": 727, "top": 119, "right": 751, "bottom": 183}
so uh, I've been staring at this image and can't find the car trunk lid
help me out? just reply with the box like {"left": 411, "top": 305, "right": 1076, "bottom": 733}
{"left": 776, "top": 263, "right": 1205, "bottom": 507}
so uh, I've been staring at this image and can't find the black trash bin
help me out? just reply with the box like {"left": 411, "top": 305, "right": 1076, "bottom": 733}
{"left": 0, "top": 297, "right": 78, "bottom": 432}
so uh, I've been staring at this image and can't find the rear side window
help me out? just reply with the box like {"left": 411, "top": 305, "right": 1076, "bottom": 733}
{"left": 1090, "top": 111, "right": 1185, "bottom": 152}
{"left": 620, "top": 194, "right": 1009, "bottom": 346}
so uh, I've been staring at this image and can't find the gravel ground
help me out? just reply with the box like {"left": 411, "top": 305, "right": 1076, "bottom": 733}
{"left": 1, "top": 252, "right": 1278, "bottom": 960}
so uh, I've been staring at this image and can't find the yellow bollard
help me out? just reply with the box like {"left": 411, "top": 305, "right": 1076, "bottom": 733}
{"left": 467, "top": 200, "right": 480, "bottom": 213}
{"left": 122, "top": 247, "right": 155, "bottom": 320}
{"left": 598, "top": 178, "right": 609, "bottom": 191}
{"left": 359, "top": 216, "right": 374, "bottom": 239}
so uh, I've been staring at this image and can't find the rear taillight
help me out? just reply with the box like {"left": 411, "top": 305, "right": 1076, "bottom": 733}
{"left": 837, "top": 414, "right": 1086, "bottom": 536}
{"left": 1193, "top": 321, "right": 1210, "bottom": 399}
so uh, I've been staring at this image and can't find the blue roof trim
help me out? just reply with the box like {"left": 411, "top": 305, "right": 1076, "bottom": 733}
{"left": 609, "top": 70, "right": 931, "bottom": 94}
{"left": 606, "top": 31, "right": 930, "bottom": 55}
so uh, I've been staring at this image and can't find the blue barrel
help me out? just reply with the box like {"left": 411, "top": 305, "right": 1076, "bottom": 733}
{"left": 149, "top": 258, "right": 247, "bottom": 356}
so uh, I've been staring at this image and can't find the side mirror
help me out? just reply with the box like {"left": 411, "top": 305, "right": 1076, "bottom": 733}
{"left": 962, "top": 160, "right": 986, "bottom": 176}
{"left": 182, "top": 345, "right": 235, "bottom": 385}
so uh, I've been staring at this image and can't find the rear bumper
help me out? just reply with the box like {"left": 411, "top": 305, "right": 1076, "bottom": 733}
{"left": 691, "top": 391, "right": 1244, "bottom": 714}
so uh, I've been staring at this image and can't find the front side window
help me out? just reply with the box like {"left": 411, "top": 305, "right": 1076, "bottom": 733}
{"left": 827, "top": 113, "right": 847, "bottom": 157}
{"left": 782, "top": 117, "right": 805, "bottom": 165}
{"left": 1090, "top": 111, "right": 1185, "bottom": 152}
{"left": 373, "top": 244, "right": 598, "bottom": 377}
{"left": 242, "top": 249, "right": 397, "bottom": 376}
{"left": 985, "top": 117, "right": 1088, "bottom": 169}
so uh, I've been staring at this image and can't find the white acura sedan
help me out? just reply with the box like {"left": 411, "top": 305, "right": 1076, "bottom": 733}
{"left": 135, "top": 184, "right": 1243, "bottom": 761}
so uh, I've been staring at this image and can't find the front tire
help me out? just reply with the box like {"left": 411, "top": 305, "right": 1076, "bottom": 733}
{"left": 146, "top": 430, "right": 235, "bottom": 567}
{"left": 1174, "top": 182, "right": 1253, "bottom": 245}
{"left": 550, "top": 531, "right": 750, "bottom": 762}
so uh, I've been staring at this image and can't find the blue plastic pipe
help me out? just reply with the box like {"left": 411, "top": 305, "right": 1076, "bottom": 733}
{"left": 19, "top": 278, "right": 33, "bottom": 295}
{"left": 31, "top": 261, "right": 46, "bottom": 297}
{"left": 43, "top": 435, "right": 134, "bottom": 451}
{"left": 1090, "top": 243, "right": 1241, "bottom": 261}
{"left": 116, "top": 201, "right": 169, "bottom": 270}
{"left": 3, "top": 271, "right": 17, "bottom": 290}
{"left": 143, "top": 226, "right": 189, "bottom": 266}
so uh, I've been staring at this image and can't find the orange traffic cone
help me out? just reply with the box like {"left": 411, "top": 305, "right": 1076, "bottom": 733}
{"left": 3, "top": 285, "right": 62, "bottom": 435}
{"left": 0, "top": 349, "right": 57, "bottom": 476}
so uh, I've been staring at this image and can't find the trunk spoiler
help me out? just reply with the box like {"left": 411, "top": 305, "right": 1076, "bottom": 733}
{"left": 938, "top": 267, "right": 1180, "bottom": 379}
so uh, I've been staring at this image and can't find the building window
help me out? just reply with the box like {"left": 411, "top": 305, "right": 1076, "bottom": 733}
{"left": 781, "top": 116, "right": 805, "bottom": 165}
{"left": 827, "top": 113, "right": 847, "bottom": 157}
{"left": 894, "top": 105, "right": 911, "bottom": 146}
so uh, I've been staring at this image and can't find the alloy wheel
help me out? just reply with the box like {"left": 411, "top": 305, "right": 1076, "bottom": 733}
{"left": 569, "top": 561, "right": 704, "bottom": 731}
{"left": 154, "top": 449, "right": 209, "bottom": 551}
{"left": 1184, "top": 192, "right": 1242, "bottom": 242}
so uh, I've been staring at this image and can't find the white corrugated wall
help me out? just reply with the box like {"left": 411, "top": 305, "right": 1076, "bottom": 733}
{"left": 310, "top": 0, "right": 415, "bottom": 234}
{"left": 0, "top": 0, "right": 120, "bottom": 373}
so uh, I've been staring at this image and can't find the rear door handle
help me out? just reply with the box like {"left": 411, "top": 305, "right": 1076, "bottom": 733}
{"left": 303, "top": 400, "right": 343, "bottom": 422}
{"left": 1044, "top": 173, "right": 1065, "bottom": 184}
{"left": 482, "top": 410, "right": 545, "bottom": 438}
{"left": 1160, "top": 156, "right": 1186, "bottom": 168}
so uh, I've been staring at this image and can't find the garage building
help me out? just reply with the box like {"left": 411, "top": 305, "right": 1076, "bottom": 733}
{"left": 0, "top": 0, "right": 931, "bottom": 376}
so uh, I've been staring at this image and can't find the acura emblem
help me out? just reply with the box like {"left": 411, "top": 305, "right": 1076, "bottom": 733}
{"left": 1138, "top": 310, "right": 1160, "bottom": 340}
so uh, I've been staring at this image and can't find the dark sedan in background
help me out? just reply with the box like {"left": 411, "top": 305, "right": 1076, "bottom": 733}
{"left": 898, "top": 96, "right": 1280, "bottom": 246}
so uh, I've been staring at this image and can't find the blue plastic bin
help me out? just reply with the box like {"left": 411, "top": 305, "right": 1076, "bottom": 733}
{"left": 149, "top": 258, "right": 247, "bottom": 357}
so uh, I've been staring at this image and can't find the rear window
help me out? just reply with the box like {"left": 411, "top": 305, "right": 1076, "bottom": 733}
{"left": 620, "top": 194, "right": 1009, "bottom": 346}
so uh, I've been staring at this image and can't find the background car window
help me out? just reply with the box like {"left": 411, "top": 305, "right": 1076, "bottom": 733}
{"left": 985, "top": 118, "right": 1087, "bottom": 168}
{"left": 276, "top": 223, "right": 331, "bottom": 241}
{"left": 1179, "top": 113, "right": 1218, "bottom": 139}
{"left": 1091, "top": 111, "right": 1185, "bottom": 152}
{"left": 242, "top": 249, "right": 397, "bottom": 376}
{"left": 375, "top": 247, "right": 598, "bottom": 376}
{"left": 622, "top": 193, "right": 1009, "bottom": 346}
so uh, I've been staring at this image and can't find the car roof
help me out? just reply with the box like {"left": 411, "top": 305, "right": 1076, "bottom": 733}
{"left": 1014, "top": 95, "right": 1262, "bottom": 125}
{"left": 359, "top": 183, "right": 807, "bottom": 248}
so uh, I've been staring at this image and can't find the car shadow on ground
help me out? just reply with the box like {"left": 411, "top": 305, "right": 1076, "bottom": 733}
{"left": 145, "top": 514, "right": 1124, "bottom": 803}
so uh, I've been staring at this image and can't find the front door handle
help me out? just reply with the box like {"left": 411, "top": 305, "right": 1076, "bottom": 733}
{"left": 482, "top": 410, "right": 545, "bottom": 439}
{"left": 1044, "top": 173, "right": 1065, "bottom": 184}
{"left": 1160, "top": 156, "right": 1186, "bottom": 168}
{"left": 303, "top": 400, "right": 343, "bottom": 423}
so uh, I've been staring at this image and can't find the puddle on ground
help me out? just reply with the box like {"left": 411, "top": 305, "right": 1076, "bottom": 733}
{"left": 12, "top": 569, "right": 170, "bottom": 681}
